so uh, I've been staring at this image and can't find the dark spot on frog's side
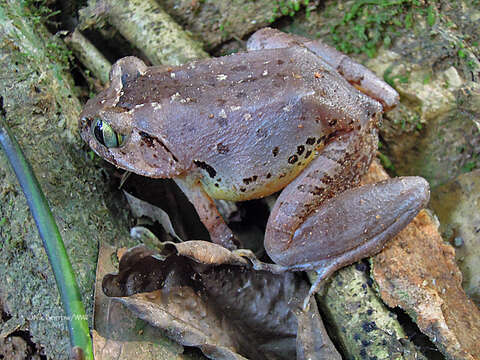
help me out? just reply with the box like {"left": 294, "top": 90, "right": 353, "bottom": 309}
{"left": 321, "top": 174, "right": 333, "bottom": 185}
{"left": 297, "top": 145, "right": 305, "bottom": 155}
{"left": 277, "top": 59, "right": 284, "bottom": 65}
{"left": 193, "top": 160, "right": 217, "bottom": 178}
{"left": 272, "top": 147, "right": 279, "bottom": 157}
{"left": 305, "top": 150, "right": 312, "bottom": 159}
{"left": 217, "top": 143, "right": 229, "bottom": 154}
{"left": 242, "top": 175, "right": 258, "bottom": 185}
{"left": 266, "top": 173, "right": 271, "bottom": 179}
{"left": 306, "top": 137, "right": 316, "bottom": 145}
{"left": 288, "top": 155, "right": 298, "bottom": 164}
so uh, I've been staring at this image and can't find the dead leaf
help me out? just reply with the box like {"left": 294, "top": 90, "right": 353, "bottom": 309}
{"left": 102, "top": 241, "right": 341, "bottom": 360}
{"left": 94, "top": 243, "right": 205, "bottom": 360}
{"left": 121, "top": 176, "right": 210, "bottom": 242}
{"left": 124, "top": 190, "right": 182, "bottom": 242}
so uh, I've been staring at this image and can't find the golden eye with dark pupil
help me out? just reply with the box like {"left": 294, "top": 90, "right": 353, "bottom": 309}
{"left": 92, "top": 118, "right": 125, "bottom": 148}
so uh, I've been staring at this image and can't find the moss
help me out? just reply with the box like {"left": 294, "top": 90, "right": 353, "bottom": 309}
{"left": 0, "top": 1, "right": 133, "bottom": 358}
{"left": 383, "top": 65, "right": 410, "bottom": 87}
{"left": 461, "top": 152, "right": 479, "bottom": 173}
{"left": 330, "top": 0, "right": 437, "bottom": 58}
{"left": 377, "top": 151, "right": 396, "bottom": 173}
{"left": 24, "top": 0, "right": 59, "bottom": 24}
{"left": 317, "top": 266, "right": 425, "bottom": 359}
{"left": 269, "top": 0, "right": 311, "bottom": 23}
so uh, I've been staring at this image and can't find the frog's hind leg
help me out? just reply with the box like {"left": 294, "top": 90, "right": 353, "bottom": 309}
{"left": 247, "top": 27, "right": 399, "bottom": 111}
{"left": 300, "top": 177, "right": 429, "bottom": 309}
{"left": 263, "top": 128, "right": 430, "bottom": 296}
{"left": 267, "top": 174, "right": 429, "bottom": 268}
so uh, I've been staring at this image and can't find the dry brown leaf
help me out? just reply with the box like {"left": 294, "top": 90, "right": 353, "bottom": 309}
{"left": 93, "top": 243, "right": 204, "bottom": 360}
{"left": 102, "top": 241, "right": 341, "bottom": 360}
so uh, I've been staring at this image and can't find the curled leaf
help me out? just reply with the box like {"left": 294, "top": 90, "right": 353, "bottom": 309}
{"left": 102, "top": 242, "right": 340, "bottom": 360}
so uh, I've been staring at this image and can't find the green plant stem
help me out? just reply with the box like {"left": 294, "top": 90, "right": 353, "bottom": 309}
{"left": 0, "top": 115, "right": 93, "bottom": 360}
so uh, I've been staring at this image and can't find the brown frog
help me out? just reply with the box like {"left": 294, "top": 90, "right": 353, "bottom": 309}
{"left": 80, "top": 28, "right": 429, "bottom": 300}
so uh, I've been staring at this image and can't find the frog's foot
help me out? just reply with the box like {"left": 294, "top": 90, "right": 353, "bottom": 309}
{"left": 233, "top": 249, "right": 330, "bottom": 311}
{"left": 302, "top": 267, "right": 332, "bottom": 311}
{"left": 247, "top": 27, "right": 399, "bottom": 111}
{"left": 265, "top": 176, "right": 430, "bottom": 278}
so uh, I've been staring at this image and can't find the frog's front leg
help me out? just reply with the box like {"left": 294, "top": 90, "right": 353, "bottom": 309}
{"left": 247, "top": 28, "right": 399, "bottom": 111}
{"left": 264, "top": 129, "right": 430, "bottom": 301}
{"left": 174, "top": 177, "right": 238, "bottom": 250}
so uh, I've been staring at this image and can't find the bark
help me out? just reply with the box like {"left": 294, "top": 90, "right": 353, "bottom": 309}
{"left": 0, "top": 1, "right": 132, "bottom": 358}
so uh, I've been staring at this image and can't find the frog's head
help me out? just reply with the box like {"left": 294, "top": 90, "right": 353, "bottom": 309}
{"left": 80, "top": 57, "right": 183, "bottom": 178}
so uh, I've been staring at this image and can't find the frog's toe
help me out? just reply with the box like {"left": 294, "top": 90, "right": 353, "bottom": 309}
{"left": 265, "top": 176, "right": 430, "bottom": 272}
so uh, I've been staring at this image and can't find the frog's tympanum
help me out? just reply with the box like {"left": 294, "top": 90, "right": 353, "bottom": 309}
{"left": 80, "top": 28, "right": 429, "bottom": 301}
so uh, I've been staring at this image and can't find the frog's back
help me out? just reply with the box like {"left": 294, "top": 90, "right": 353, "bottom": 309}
{"left": 118, "top": 46, "right": 380, "bottom": 201}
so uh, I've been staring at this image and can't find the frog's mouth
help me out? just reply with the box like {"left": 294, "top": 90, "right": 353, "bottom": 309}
{"left": 115, "top": 130, "right": 184, "bottom": 178}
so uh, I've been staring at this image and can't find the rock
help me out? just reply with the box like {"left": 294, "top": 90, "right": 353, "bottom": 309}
{"left": 430, "top": 170, "right": 480, "bottom": 305}
{"left": 366, "top": 162, "right": 480, "bottom": 360}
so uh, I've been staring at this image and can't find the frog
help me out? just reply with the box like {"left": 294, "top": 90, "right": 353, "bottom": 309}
{"left": 80, "top": 28, "right": 430, "bottom": 301}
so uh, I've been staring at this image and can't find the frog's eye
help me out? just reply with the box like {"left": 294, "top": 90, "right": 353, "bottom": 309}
{"left": 92, "top": 118, "right": 126, "bottom": 148}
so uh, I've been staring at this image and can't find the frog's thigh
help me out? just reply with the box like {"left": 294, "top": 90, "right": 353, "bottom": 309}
{"left": 265, "top": 177, "right": 429, "bottom": 274}
{"left": 174, "top": 178, "right": 238, "bottom": 250}
{"left": 248, "top": 28, "right": 399, "bottom": 110}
